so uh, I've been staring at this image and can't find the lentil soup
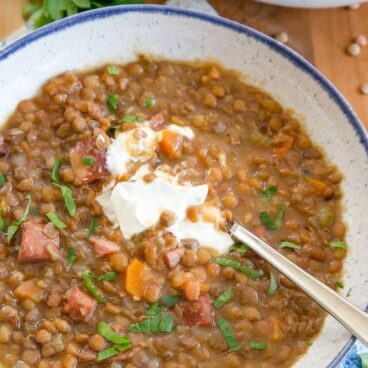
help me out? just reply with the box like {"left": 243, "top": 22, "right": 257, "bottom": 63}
{"left": 0, "top": 58, "right": 346, "bottom": 368}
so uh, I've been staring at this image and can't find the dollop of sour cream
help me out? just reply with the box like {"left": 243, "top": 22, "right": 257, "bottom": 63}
{"left": 98, "top": 123, "right": 234, "bottom": 253}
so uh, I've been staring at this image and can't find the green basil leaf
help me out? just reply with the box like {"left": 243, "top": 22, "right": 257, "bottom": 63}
{"left": 259, "top": 203, "right": 286, "bottom": 232}
{"left": 158, "top": 314, "right": 174, "bottom": 333}
{"left": 107, "top": 94, "right": 119, "bottom": 112}
{"left": 82, "top": 270, "right": 105, "bottom": 303}
{"left": 267, "top": 272, "right": 277, "bottom": 295}
{"left": 66, "top": 0, "right": 78, "bottom": 16}
{"left": 56, "top": 184, "right": 76, "bottom": 217}
{"left": 329, "top": 241, "right": 347, "bottom": 250}
{"left": 71, "top": 0, "right": 91, "bottom": 8}
{"left": 161, "top": 294, "right": 181, "bottom": 308}
{"left": 261, "top": 185, "right": 277, "bottom": 200}
{"left": 67, "top": 247, "right": 77, "bottom": 266}
{"left": 106, "top": 66, "right": 121, "bottom": 75}
{"left": 214, "top": 289, "right": 233, "bottom": 309}
{"left": 122, "top": 115, "right": 144, "bottom": 123}
{"left": 279, "top": 241, "right": 301, "bottom": 250}
{"left": 129, "top": 314, "right": 174, "bottom": 333}
{"left": 0, "top": 170, "right": 6, "bottom": 188}
{"left": 97, "top": 342, "right": 131, "bottom": 361}
{"left": 229, "top": 244, "right": 249, "bottom": 254}
{"left": 23, "top": 2, "right": 43, "bottom": 18}
{"left": 51, "top": 157, "right": 62, "bottom": 184}
{"left": 82, "top": 155, "right": 95, "bottom": 166}
{"left": 214, "top": 257, "right": 261, "bottom": 279}
{"left": 336, "top": 280, "right": 344, "bottom": 289}
{"left": 216, "top": 318, "right": 240, "bottom": 352}
{"left": 7, "top": 194, "right": 32, "bottom": 243}
{"left": 46, "top": 0, "right": 67, "bottom": 20}
{"left": 0, "top": 216, "right": 6, "bottom": 232}
{"left": 98, "top": 272, "right": 118, "bottom": 282}
{"left": 85, "top": 217, "right": 97, "bottom": 240}
{"left": 274, "top": 203, "right": 286, "bottom": 228}
{"left": 249, "top": 342, "right": 268, "bottom": 350}
{"left": 29, "top": 7, "right": 53, "bottom": 28}
{"left": 46, "top": 211, "right": 66, "bottom": 229}
{"left": 97, "top": 321, "right": 130, "bottom": 345}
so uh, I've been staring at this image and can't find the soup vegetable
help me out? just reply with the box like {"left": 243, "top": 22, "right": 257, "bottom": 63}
{"left": 0, "top": 58, "right": 346, "bottom": 368}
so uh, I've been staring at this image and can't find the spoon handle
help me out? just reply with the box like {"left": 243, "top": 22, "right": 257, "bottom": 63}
{"left": 230, "top": 222, "right": 368, "bottom": 347}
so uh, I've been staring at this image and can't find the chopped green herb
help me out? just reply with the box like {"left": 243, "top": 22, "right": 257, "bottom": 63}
{"left": 214, "top": 257, "right": 261, "bottom": 279}
{"left": 98, "top": 272, "right": 118, "bottom": 282}
{"left": 261, "top": 185, "right": 277, "bottom": 200}
{"left": 229, "top": 244, "right": 249, "bottom": 254}
{"left": 106, "top": 66, "right": 121, "bottom": 75}
{"left": 360, "top": 352, "right": 368, "bottom": 368}
{"left": 259, "top": 203, "right": 286, "bottom": 232}
{"left": 97, "top": 342, "right": 131, "bottom": 362}
{"left": 249, "top": 342, "right": 268, "bottom": 350}
{"left": 0, "top": 216, "right": 6, "bottom": 232}
{"left": 216, "top": 318, "right": 240, "bottom": 351}
{"left": 67, "top": 247, "right": 77, "bottom": 266}
{"left": 85, "top": 217, "right": 97, "bottom": 240}
{"left": 214, "top": 289, "right": 233, "bottom": 309}
{"left": 0, "top": 170, "right": 5, "bottom": 188}
{"left": 307, "top": 341, "right": 313, "bottom": 347}
{"left": 107, "top": 94, "right": 119, "bottom": 112}
{"left": 46, "top": 211, "right": 66, "bottom": 229}
{"left": 144, "top": 97, "right": 155, "bottom": 108}
{"left": 279, "top": 241, "right": 301, "bottom": 250}
{"left": 56, "top": 184, "right": 76, "bottom": 217}
{"left": 122, "top": 115, "right": 144, "bottom": 123}
{"left": 267, "top": 272, "right": 278, "bottom": 295}
{"left": 82, "top": 156, "right": 95, "bottom": 166}
{"left": 336, "top": 280, "right": 344, "bottom": 289}
{"left": 329, "top": 241, "right": 347, "bottom": 250}
{"left": 51, "top": 157, "right": 62, "bottom": 184}
{"left": 146, "top": 303, "right": 163, "bottom": 316}
{"left": 7, "top": 194, "right": 32, "bottom": 243}
{"left": 161, "top": 294, "right": 181, "bottom": 308}
{"left": 346, "top": 288, "right": 352, "bottom": 297}
{"left": 129, "top": 314, "right": 174, "bottom": 333}
{"left": 82, "top": 270, "right": 105, "bottom": 303}
{"left": 159, "top": 314, "right": 174, "bottom": 333}
{"left": 98, "top": 321, "right": 131, "bottom": 345}
{"left": 51, "top": 158, "right": 76, "bottom": 217}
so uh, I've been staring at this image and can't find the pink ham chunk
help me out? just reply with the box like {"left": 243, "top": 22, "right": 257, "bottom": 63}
{"left": 63, "top": 286, "right": 97, "bottom": 322}
{"left": 88, "top": 236, "right": 119, "bottom": 258}
{"left": 163, "top": 248, "right": 184, "bottom": 269}
{"left": 183, "top": 294, "right": 213, "bottom": 327}
{"left": 70, "top": 136, "right": 108, "bottom": 184}
{"left": 18, "top": 222, "right": 60, "bottom": 264}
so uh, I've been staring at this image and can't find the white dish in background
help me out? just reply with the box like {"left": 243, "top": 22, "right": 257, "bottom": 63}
{"left": 255, "top": 0, "right": 364, "bottom": 8}
{"left": 0, "top": 5, "right": 367, "bottom": 367}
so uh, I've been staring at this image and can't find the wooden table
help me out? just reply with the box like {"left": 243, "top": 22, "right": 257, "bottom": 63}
{"left": 1, "top": 0, "right": 368, "bottom": 129}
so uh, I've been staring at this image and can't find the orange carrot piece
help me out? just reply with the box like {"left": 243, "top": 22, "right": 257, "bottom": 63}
{"left": 270, "top": 316, "right": 285, "bottom": 342}
{"left": 126, "top": 258, "right": 146, "bottom": 298}
{"left": 159, "top": 130, "right": 182, "bottom": 159}
{"left": 274, "top": 136, "right": 294, "bottom": 155}
{"left": 307, "top": 178, "right": 327, "bottom": 194}
{"left": 14, "top": 279, "right": 44, "bottom": 303}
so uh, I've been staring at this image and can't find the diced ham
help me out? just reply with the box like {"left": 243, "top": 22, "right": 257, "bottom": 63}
{"left": 70, "top": 136, "right": 108, "bottom": 184}
{"left": 63, "top": 286, "right": 97, "bottom": 322}
{"left": 163, "top": 248, "right": 184, "bottom": 269}
{"left": 18, "top": 222, "right": 60, "bottom": 264}
{"left": 183, "top": 294, "right": 213, "bottom": 327}
{"left": 148, "top": 113, "right": 165, "bottom": 130}
{"left": 88, "top": 236, "right": 120, "bottom": 258}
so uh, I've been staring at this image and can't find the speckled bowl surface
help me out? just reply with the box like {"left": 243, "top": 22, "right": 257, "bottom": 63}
{"left": 0, "top": 5, "right": 367, "bottom": 367}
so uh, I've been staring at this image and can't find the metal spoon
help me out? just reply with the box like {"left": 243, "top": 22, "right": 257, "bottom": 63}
{"left": 230, "top": 221, "right": 368, "bottom": 347}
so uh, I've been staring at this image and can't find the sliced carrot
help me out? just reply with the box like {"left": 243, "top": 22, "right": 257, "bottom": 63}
{"left": 270, "top": 316, "right": 285, "bottom": 342}
{"left": 159, "top": 130, "right": 182, "bottom": 159}
{"left": 306, "top": 178, "right": 327, "bottom": 194}
{"left": 126, "top": 258, "right": 146, "bottom": 298}
{"left": 274, "top": 136, "right": 294, "bottom": 155}
{"left": 14, "top": 279, "right": 44, "bottom": 303}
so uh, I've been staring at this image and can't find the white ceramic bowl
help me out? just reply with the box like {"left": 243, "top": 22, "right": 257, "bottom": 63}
{"left": 0, "top": 6, "right": 367, "bottom": 367}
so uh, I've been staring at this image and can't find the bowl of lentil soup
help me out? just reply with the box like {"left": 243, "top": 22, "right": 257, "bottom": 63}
{"left": 0, "top": 5, "right": 367, "bottom": 368}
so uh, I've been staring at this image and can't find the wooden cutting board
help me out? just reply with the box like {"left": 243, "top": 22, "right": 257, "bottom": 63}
{"left": 1, "top": 0, "right": 368, "bottom": 129}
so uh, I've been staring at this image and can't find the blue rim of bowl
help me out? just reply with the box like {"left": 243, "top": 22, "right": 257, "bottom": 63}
{"left": 0, "top": 5, "right": 367, "bottom": 367}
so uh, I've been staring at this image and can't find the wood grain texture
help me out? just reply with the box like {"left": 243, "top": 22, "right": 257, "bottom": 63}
{"left": 1, "top": 0, "right": 367, "bottom": 128}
